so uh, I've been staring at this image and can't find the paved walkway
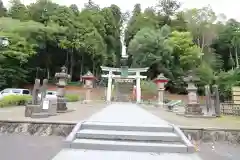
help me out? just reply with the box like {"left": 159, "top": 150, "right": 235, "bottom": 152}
{"left": 87, "top": 103, "right": 170, "bottom": 125}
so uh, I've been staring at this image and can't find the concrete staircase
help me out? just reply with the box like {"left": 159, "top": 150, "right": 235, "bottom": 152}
{"left": 67, "top": 121, "right": 194, "bottom": 153}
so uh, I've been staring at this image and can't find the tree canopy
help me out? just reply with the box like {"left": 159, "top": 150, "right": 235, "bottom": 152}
{"left": 1, "top": 0, "right": 240, "bottom": 99}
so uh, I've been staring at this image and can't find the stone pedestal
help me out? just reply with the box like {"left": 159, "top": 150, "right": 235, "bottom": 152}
{"left": 185, "top": 85, "right": 203, "bottom": 115}
{"left": 185, "top": 103, "right": 202, "bottom": 115}
{"left": 25, "top": 104, "right": 42, "bottom": 117}
{"left": 25, "top": 97, "right": 58, "bottom": 118}
{"left": 57, "top": 97, "right": 67, "bottom": 112}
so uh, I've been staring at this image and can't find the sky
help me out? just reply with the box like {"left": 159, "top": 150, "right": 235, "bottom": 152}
{"left": 2, "top": 0, "right": 240, "bottom": 21}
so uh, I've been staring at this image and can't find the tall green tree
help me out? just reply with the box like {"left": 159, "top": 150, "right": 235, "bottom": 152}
{"left": 128, "top": 25, "right": 173, "bottom": 77}
{"left": 8, "top": 0, "right": 29, "bottom": 20}
{"left": 0, "top": 0, "right": 7, "bottom": 17}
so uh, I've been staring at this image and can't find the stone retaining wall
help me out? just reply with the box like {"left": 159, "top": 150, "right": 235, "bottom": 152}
{"left": 182, "top": 127, "right": 240, "bottom": 143}
{"left": 0, "top": 121, "right": 75, "bottom": 137}
{"left": 0, "top": 121, "right": 239, "bottom": 143}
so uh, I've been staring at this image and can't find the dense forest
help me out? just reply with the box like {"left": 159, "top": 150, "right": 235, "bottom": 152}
{"left": 1, "top": 0, "right": 240, "bottom": 99}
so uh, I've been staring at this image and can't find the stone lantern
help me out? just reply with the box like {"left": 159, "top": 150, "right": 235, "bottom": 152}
{"left": 153, "top": 73, "right": 168, "bottom": 107}
{"left": 82, "top": 71, "right": 96, "bottom": 103}
{"left": 55, "top": 66, "right": 71, "bottom": 112}
{"left": 184, "top": 70, "right": 203, "bottom": 115}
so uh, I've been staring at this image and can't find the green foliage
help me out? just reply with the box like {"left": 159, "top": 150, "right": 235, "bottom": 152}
{"left": 67, "top": 81, "right": 82, "bottom": 86}
{"left": 169, "top": 31, "right": 203, "bottom": 70}
{"left": 0, "top": 0, "right": 240, "bottom": 96}
{"left": 141, "top": 80, "right": 157, "bottom": 95}
{"left": 0, "top": 95, "right": 31, "bottom": 107}
{"left": 8, "top": 0, "right": 29, "bottom": 20}
{"left": 65, "top": 94, "right": 79, "bottom": 102}
{"left": 129, "top": 26, "right": 173, "bottom": 68}
{"left": 0, "top": 1, "right": 123, "bottom": 87}
{"left": 216, "top": 69, "right": 240, "bottom": 101}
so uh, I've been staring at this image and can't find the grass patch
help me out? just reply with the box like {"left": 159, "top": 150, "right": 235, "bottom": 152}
{"left": 65, "top": 94, "right": 79, "bottom": 102}
{"left": 0, "top": 95, "right": 31, "bottom": 108}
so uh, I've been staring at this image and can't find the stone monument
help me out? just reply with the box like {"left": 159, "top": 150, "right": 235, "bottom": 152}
{"left": 40, "top": 79, "right": 48, "bottom": 102}
{"left": 82, "top": 71, "right": 95, "bottom": 103}
{"left": 32, "top": 79, "right": 41, "bottom": 105}
{"left": 25, "top": 78, "right": 57, "bottom": 118}
{"left": 153, "top": 73, "right": 168, "bottom": 107}
{"left": 55, "top": 66, "right": 70, "bottom": 112}
{"left": 25, "top": 79, "right": 41, "bottom": 117}
{"left": 212, "top": 84, "right": 221, "bottom": 117}
{"left": 205, "top": 85, "right": 211, "bottom": 113}
{"left": 184, "top": 71, "right": 203, "bottom": 115}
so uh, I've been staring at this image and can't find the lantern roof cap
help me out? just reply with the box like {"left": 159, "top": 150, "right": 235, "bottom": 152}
{"left": 153, "top": 73, "right": 168, "bottom": 83}
{"left": 82, "top": 71, "right": 95, "bottom": 79}
{"left": 155, "top": 73, "right": 168, "bottom": 80}
{"left": 183, "top": 70, "right": 200, "bottom": 82}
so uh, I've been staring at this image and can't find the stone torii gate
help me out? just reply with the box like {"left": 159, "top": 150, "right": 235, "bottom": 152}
{"left": 101, "top": 66, "right": 148, "bottom": 103}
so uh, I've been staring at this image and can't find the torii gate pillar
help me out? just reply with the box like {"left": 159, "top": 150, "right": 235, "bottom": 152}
{"left": 136, "top": 72, "right": 141, "bottom": 103}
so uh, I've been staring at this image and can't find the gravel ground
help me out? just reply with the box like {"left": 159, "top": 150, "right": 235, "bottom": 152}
{"left": 142, "top": 105, "right": 240, "bottom": 129}
{"left": 0, "top": 134, "right": 239, "bottom": 160}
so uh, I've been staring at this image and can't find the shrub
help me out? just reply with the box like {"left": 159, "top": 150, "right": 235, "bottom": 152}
{"left": 65, "top": 94, "right": 79, "bottom": 102}
{"left": 0, "top": 95, "right": 31, "bottom": 107}
{"left": 217, "top": 69, "right": 240, "bottom": 101}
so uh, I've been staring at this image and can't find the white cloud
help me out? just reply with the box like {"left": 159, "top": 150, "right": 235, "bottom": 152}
{"left": 2, "top": 0, "right": 240, "bottom": 20}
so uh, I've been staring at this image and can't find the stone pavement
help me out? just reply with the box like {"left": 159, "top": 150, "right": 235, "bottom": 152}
{"left": 53, "top": 103, "right": 199, "bottom": 160}
{"left": 142, "top": 105, "right": 240, "bottom": 129}
{"left": 0, "top": 134, "right": 239, "bottom": 160}
{"left": 87, "top": 103, "right": 170, "bottom": 125}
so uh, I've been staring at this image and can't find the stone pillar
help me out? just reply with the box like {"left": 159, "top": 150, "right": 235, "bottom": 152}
{"left": 84, "top": 80, "right": 92, "bottom": 103}
{"left": 157, "top": 85, "right": 164, "bottom": 107}
{"left": 136, "top": 72, "right": 141, "bottom": 103}
{"left": 40, "top": 79, "right": 48, "bottom": 102}
{"left": 205, "top": 85, "right": 211, "bottom": 113}
{"left": 213, "top": 85, "right": 221, "bottom": 117}
{"left": 32, "top": 79, "right": 41, "bottom": 105}
{"left": 153, "top": 74, "right": 168, "bottom": 107}
{"left": 106, "top": 71, "right": 113, "bottom": 102}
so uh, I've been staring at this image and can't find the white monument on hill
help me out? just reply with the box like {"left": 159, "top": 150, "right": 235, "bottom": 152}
{"left": 101, "top": 28, "right": 148, "bottom": 103}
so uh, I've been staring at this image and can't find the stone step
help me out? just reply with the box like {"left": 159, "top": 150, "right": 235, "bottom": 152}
{"left": 81, "top": 122, "right": 174, "bottom": 132}
{"left": 71, "top": 139, "right": 187, "bottom": 153}
{"left": 76, "top": 129, "right": 181, "bottom": 142}
{"left": 31, "top": 112, "right": 49, "bottom": 118}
